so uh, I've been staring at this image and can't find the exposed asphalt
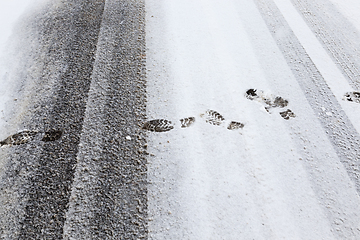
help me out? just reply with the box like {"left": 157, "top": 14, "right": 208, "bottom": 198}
{"left": 0, "top": 0, "right": 147, "bottom": 239}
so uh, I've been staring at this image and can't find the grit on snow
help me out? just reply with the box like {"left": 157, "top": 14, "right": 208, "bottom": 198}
{"left": 1, "top": 0, "right": 360, "bottom": 239}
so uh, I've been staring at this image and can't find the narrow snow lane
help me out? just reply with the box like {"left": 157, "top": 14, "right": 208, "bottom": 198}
{"left": 146, "top": 0, "right": 360, "bottom": 239}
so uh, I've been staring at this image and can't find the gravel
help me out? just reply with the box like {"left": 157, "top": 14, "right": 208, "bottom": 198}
{"left": 0, "top": 0, "right": 147, "bottom": 239}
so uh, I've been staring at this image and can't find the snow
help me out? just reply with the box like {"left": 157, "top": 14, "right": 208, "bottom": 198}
{"left": 146, "top": 0, "right": 360, "bottom": 239}
{"left": 0, "top": 0, "right": 39, "bottom": 134}
{"left": 1, "top": 0, "right": 360, "bottom": 238}
{"left": 0, "top": 1, "right": 33, "bottom": 56}
{"left": 273, "top": 0, "right": 360, "bottom": 134}
{"left": 329, "top": 0, "right": 360, "bottom": 32}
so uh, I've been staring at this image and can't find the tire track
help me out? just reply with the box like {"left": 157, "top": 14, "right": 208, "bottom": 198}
{"left": 254, "top": 0, "right": 360, "bottom": 196}
{"left": 0, "top": 1, "right": 105, "bottom": 239}
{"left": 63, "top": 0, "right": 147, "bottom": 239}
{"left": 254, "top": 1, "right": 360, "bottom": 238}
{"left": 19, "top": 1, "right": 106, "bottom": 239}
{"left": 290, "top": 0, "right": 360, "bottom": 91}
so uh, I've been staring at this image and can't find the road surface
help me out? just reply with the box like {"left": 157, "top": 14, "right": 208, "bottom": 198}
{"left": 1, "top": 0, "right": 360, "bottom": 239}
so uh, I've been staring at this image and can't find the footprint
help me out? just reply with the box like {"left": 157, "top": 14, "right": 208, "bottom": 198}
{"left": 204, "top": 110, "right": 225, "bottom": 126}
{"left": 1, "top": 129, "right": 64, "bottom": 147}
{"left": 246, "top": 88, "right": 294, "bottom": 119}
{"left": 280, "top": 109, "right": 296, "bottom": 120}
{"left": 202, "top": 110, "right": 244, "bottom": 130}
{"left": 180, "top": 117, "right": 195, "bottom": 128}
{"left": 0, "top": 130, "right": 38, "bottom": 146}
{"left": 143, "top": 111, "right": 244, "bottom": 133}
{"left": 246, "top": 89, "right": 288, "bottom": 109}
{"left": 227, "top": 121, "right": 245, "bottom": 130}
{"left": 343, "top": 91, "right": 360, "bottom": 103}
{"left": 41, "top": 130, "right": 63, "bottom": 142}
{"left": 246, "top": 89, "right": 269, "bottom": 106}
{"left": 142, "top": 119, "right": 174, "bottom": 132}
{"left": 245, "top": 89, "right": 260, "bottom": 100}
{"left": 266, "top": 96, "right": 288, "bottom": 111}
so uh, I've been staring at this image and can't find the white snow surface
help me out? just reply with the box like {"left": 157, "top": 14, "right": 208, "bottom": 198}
{"left": 329, "top": 0, "right": 360, "bottom": 32}
{"left": 0, "top": 0, "right": 33, "bottom": 56}
{"left": 0, "top": 0, "right": 44, "bottom": 135}
{"left": 146, "top": 0, "right": 360, "bottom": 239}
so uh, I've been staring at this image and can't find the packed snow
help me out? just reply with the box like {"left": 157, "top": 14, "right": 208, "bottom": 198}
{"left": 146, "top": 0, "right": 360, "bottom": 239}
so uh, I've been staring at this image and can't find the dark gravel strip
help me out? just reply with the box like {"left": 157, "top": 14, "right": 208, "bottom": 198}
{"left": 254, "top": 0, "right": 360, "bottom": 193}
{"left": 0, "top": 1, "right": 105, "bottom": 239}
{"left": 19, "top": 1, "right": 106, "bottom": 239}
{"left": 63, "top": 0, "right": 147, "bottom": 239}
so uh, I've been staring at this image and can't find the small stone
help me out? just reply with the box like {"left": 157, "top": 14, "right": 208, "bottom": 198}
{"left": 126, "top": 136, "right": 132, "bottom": 140}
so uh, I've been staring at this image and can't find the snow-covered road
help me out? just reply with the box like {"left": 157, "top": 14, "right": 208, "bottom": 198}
{"left": 146, "top": 0, "right": 360, "bottom": 239}
{"left": 1, "top": 0, "right": 360, "bottom": 239}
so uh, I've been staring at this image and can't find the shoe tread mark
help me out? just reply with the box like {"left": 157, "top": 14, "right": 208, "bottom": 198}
{"left": 41, "top": 130, "right": 63, "bottom": 142}
{"left": 180, "top": 117, "right": 195, "bottom": 128}
{"left": 1, "top": 130, "right": 39, "bottom": 146}
{"left": 246, "top": 89, "right": 289, "bottom": 112}
{"left": 265, "top": 96, "right": 289, "bottom": 112}
{"left": 227, "top": 121, "right": 245, "bottom": 130}
{"left": 142, "top": 119, "right": 174, "bottom": 132}
{"left": 205, "top": 110, "right": 225, "bottom": 126}
{"left": 280, "top": 109, "right": 296, "bottom": 120}
{"left": 344, "top": 91, "right": 360, "bottom": 103}
{"left": 245, "top": 89, "right": 259, "bottom": 100}
{"left": 272, "top": 96, "right": 288, "bottom": 108}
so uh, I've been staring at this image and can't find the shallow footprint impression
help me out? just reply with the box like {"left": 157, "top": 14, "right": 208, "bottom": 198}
{"left": 41, "top": 130, "right": 63, "bottom": 142}
{"left": 266, "top": 96, "right": 288, "bottom": 111}
{"left": 202, "top": 110, "right": 245, "bottom": 131}
{"left": 280, "top": 109, "right": 296, "bottom": 120}
{"left": 245, "top": 88, "right": 261, "bottom": 101}
{"left": 142, "top": 119, "right": 174, "bottom": 132}
{"left": 227, "top": 121, "right": 245, "bottom": 130}
{"left": 246, "top": 88, "right": 295, "bottom": 120}
{"left": 245, "top": 88, "right": 288, "bottom": 110}
{"left": 0, "top": 129, "right": 63, "bottom": 147}
{"left": 203, "top": 110, "right": 225, "bottom": 126}
{"left": 180, "top": 117, "right": 195, "bottom": 128}
{"left": 142, "top": 111, "right": 244, "bottom": 133}
{"left": 343, "top": 91, "right": 360, "bottom": 103}
{"left": 0, "top": 130, "right": 38, "bottom": 146}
